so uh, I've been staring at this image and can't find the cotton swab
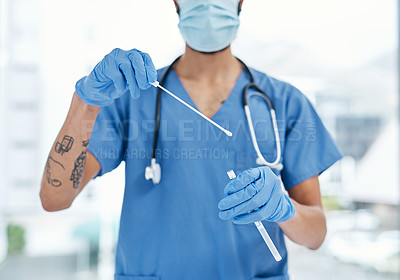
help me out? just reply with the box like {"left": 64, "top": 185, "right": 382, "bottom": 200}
{"left": 150, "top": 81, "right": 233, "bottom": 137}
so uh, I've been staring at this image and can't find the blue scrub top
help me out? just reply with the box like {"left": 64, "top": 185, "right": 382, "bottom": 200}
{"left": 88, "top": 65, "right": 342, "bottom": 280}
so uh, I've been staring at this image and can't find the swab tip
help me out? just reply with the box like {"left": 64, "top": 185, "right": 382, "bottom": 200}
{"left": 225, "top": 130, "right": 233, "bottom": 137}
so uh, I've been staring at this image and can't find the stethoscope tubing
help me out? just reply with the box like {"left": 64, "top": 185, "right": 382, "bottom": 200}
{"left": 147, "top": 56, "right": 283, "bottom": 184}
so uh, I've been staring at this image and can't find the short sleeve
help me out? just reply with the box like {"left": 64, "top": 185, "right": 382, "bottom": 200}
{"left": 87, "top": 99, "right": 126, "bottom": 178}
{"left": 281, "top": 86, "right": 342, "bottom": 189}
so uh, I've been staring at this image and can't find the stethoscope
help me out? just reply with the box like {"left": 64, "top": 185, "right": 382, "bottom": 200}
{"left": 145, "top": 57, "right": 283, "bottom": 185}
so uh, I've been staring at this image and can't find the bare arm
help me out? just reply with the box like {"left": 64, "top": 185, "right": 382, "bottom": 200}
{"left": 40, "top": 92, "right": 101, "bottom": 212}
{"left": 278, "top": 176, "right": 327, "bottom": 250}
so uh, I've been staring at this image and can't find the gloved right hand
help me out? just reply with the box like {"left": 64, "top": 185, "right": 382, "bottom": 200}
{"left": 218, "top": 167, "right": 295, "bottom": 224}
{"left": 75, "top": 48, "right": 157, "bottom": 107}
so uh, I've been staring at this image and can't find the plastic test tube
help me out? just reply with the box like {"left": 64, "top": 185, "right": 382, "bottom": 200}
{"left": 226, "top": 170, "right": 282, "bottom": 262}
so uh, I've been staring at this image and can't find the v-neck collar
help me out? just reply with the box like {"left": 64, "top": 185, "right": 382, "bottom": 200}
{"left": 170, "top": 68, "right": 246, "bottom": 121}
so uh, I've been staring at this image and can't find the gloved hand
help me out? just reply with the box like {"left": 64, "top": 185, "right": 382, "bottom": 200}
{"left": 218, "top": 167, "right": 296, "bottom": 224}
{"left": 76, "top": 48, "right": 157, "bottom": 106}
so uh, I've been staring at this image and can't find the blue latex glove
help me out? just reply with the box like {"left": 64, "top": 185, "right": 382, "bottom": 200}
{"left": 75, "top": 48, "right": 157, "bottom": 106}
{"left": 218, "top": 167, "right": 296, "bottom": 224}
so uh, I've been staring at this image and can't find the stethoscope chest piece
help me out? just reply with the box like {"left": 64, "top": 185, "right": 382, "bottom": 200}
{"left": 145, "top": 158, "right": 161, "bottom": 185}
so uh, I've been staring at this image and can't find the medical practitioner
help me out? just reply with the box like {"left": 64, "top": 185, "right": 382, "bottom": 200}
{"left": 40, "top": 0, "right": 342, "bottom": 279}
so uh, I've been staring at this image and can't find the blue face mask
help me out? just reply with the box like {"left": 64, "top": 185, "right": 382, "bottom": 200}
{"left": 177, "top": 0, "right": 240, "bottom": 53}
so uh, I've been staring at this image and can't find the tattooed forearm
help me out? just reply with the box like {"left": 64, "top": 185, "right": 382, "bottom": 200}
{"left": 46, "top": 156, "right": 65, "bottom": 187}
{"left": 70, "top": 150, "right": 87, "bottom": 189}
{"left": 51, "top": 136, "right": 89, "bottom": 189}
{"left": 55, "top": 135, "right": 74, "bottom": 155}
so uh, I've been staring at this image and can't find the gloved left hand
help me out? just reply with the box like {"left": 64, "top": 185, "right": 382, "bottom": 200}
{"left": 218, "top": 167, "right": 296, "bottom": 225}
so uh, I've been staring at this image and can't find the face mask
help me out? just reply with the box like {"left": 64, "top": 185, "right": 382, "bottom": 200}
{"left": 177, "top": 0, "right": 240, "bottom": 53}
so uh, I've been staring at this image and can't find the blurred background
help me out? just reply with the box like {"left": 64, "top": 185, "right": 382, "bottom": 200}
{"left": 0, "top": 0, "right": 398, "bottom": 279}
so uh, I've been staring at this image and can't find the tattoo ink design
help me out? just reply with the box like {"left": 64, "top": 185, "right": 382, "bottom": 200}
{"left": 55, "top": 135, "right": 74, "bottom": 155}
{"left": 46, "top": 156, "right": 65, "bottom": 187}
{"left": 70, "top": 150, "right": 87, "bottom": 189}
{"left": 82, "top": 140, "right": 89, "bottom": 148}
